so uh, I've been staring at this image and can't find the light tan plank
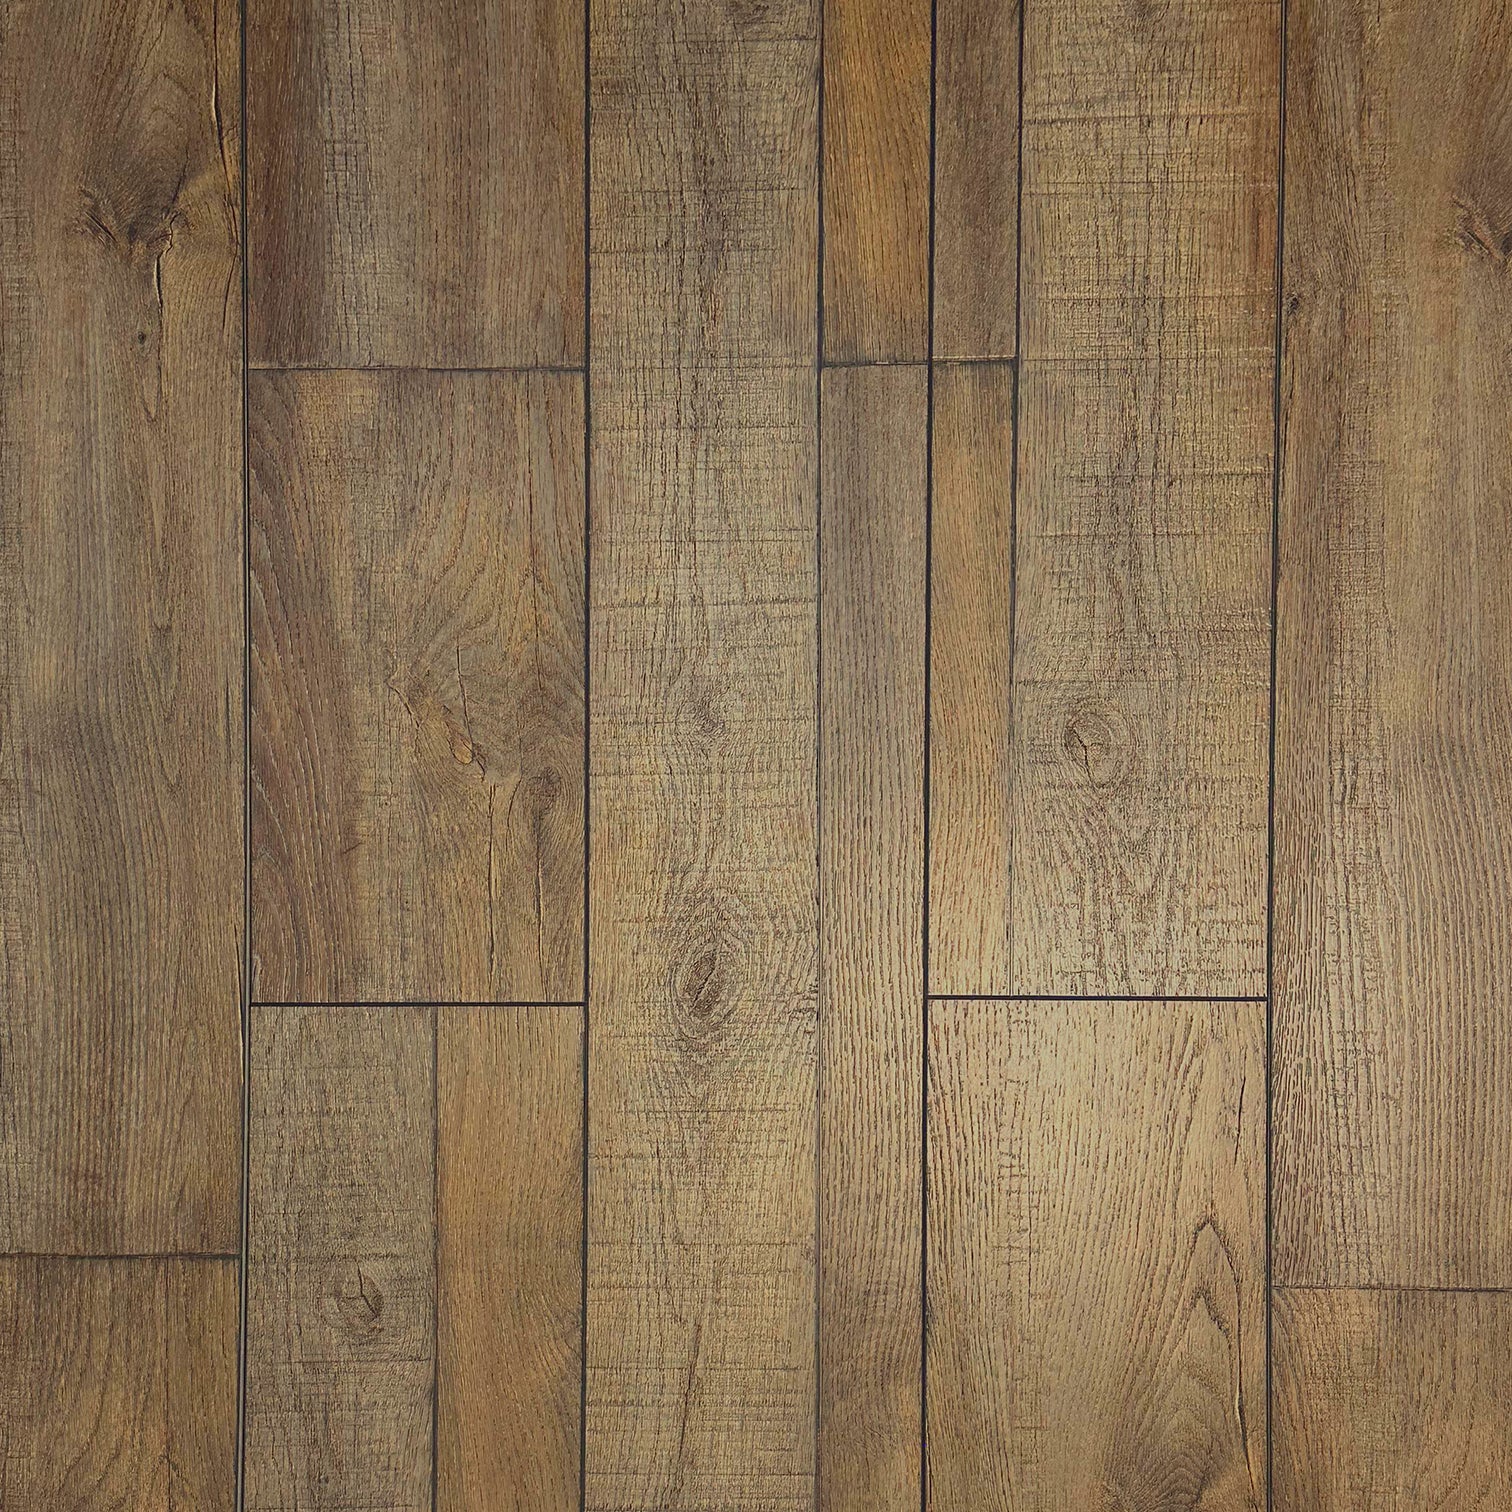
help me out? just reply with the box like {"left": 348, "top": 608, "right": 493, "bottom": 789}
{"left": 928, "top": 1000, "right": 1265, "bottom": 1510}
{"left": 251, "top": 371, "right": 584, "bottom": 1005}
{"left": 818, "top": 366, "right": 925, "bottom": 1512}
{"left": 1273, "top": 0, "right": 1512, "bottom": 1288}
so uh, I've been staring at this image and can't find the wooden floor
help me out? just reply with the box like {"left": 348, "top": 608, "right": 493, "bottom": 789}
{"left": 2, "top": 0, "right": 1510, "bottom": 1506}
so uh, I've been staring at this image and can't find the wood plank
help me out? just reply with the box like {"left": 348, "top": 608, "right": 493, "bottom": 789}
{"left": 586, "top": 0, "right": 819, "bottom": 1502}
{"left": 247, "top": 0, "right": 583, "bottom": 368}
{"left": 246, "top": 1006, "right": 435, "bottom": 1512}
{"left": 1273, "top": 0, "right": 1512, "bottom": 1288}
{"left": 928, "top": 1000, "right": 1265, "bottom": 1510}
{"left": 0, "top": 0, "right": 242, "bottom": 1253}
{"left": 818, "top": 366, "right": 925, "bottom": 1512}
{"left": 934, "top": 0, "right": 1020, "bottom": 359}
{"left": 1274, "top": 1289, "right": 1512, "bottom": 1509}
{"left": 251, "top": 370, "right": 585, "bottom": 1005}
{"left": 438, "top": 1007, "right": 582, "bottom": 1512}
{"left": 820, "top": 0, "right": 930, "bottom": 361}
{"left": 0, "top": 1258, "right": 237, "bottom": 1510}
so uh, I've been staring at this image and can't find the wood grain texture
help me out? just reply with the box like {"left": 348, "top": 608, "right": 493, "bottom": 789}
{"left": 928, "top": 1000, "right": 1266, "bottom": 1511}
{"left": 586, "top": 0, "right": 819, "bottom": 1501}
{"left": 438, "top": 1007, "right": 582, "bottom": 1512}
{"left": 1274, "top": 1288, "right": 1512, "bottom": 1510}
{"left": 821, "top": 0, "right": 930, "bottom": 361}
{"left": 976, "top": 0, "right": 1277, "bottom": 996}
{"left": 818, "top": 366, "right": 925, "bottom": 1512}
{"left": 0, "top": 0, "right": 242, "bottom": 1254}
{"left": 0, "top": 1258, "right": 237, "bottom": 1509}
{"left": 1273, "top": 0, "right": 1512, "bottom": 1289}
{"left": 928, "top": 363, "right": 1015, "bottom": 996}
{"left": 247, "top": 0, "right": 583, "bottom": 368}
{"left": 251, "top": 370, "right": 584, "bottom": 1005}
{"left": 934, "top": 0, "right": 1020, "bottom": 358}
{"left": 246, "top": 1006, "right": 434, "bottom": 1512}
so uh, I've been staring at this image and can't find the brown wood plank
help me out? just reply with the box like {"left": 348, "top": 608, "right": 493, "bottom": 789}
{"left": 0, "top": 0, "right": 242, "bottom": 1254}
{"left": 438, "top": 1007, "right": 582, "bottom": 1512}
{"left": 1273, "top": 0, "right": 1512, "bottom": 1289}
{"left": 820, "top": 0, "right": 930, "bottom": 361}
{"left": 1274, "top": 1289, "right": 1512, "bottom": 1509}
{"left": 817, "top": 366, "right": 925, "bottom": 1512}
{"left": 586, "top": 0, "right": 819, "bottom": 1501}
{"left": 0, "top": 1258, "right": 237, "bottom": 1510}
{"left": 934, "top": 0, "right": 1020, "bottom": 359}
{"left": 246, "top": 1006, "right": 435, "bottom": 1512}
{"left": 251, "top": 370, "right": 584, "bottom": 1005}
{"left": 247, "top": 0, "right": 583, "bottom": 368}
{"left": 928, "top": 1000, "right": 1266, "bottom": 1510}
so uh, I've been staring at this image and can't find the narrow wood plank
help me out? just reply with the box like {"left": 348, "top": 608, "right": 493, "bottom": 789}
{"left": 928, "top": 363, "right": 1015, "bottom": 995}
{"left": 438, "top": 1007, "right": 582, "bottom": 1512}
{"left": 934, "top": 0, "right": 1020, "bottom": 359}
{"left": 818, "top": 366, "right": 925, "bottom": 1512}
{"left": 1274, "top": 0, "right": 1512, "bottom": 1288}
{"left": 0, "top": 1258, "right": 237, "bottom": 1509}
{"left": 1274, "top": 1289, "right": 1512, "bottom": 1510}
{"left": 247, "top": 0, "right": 583, "bottom": 367}
{"left": 928, "top": 1000, "right": 1266, "bottom": 1510}
{"left": 0, "top": 0, "right": 242, "bottom": 1254}
{"left": 251, "top": 371, "right": 585, "bottom": 1005}
{"left": 586, "top": 0, "right": 819, "bottom": 1502}
{"left": 246, "top": 1006, "right": 434, "bottom": 1512}
{"left": 821, "top": 0, "right": 930, "bottom": 361}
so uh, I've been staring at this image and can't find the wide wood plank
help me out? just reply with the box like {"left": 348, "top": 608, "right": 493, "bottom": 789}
{"left": 251, "top": 371, "right": 584, "bottom": 1005}
{"left": 438, "top": 1007, "right": 582, "bottom": 1512}
{"left": 0, "top": 0, "right": 242, "bottom": 1253}
{"left": 247, "top": 0, "right": 583, "bottom": 368}
{"left": 1274, "top": 1289, "right": 1512, "bottom": 1509}
{"left": 0, "top": 1258, "right": 237, "bottom": 1510}
{"left": 818, "top": 366, "right": 925, "bottom": 1512}
{"left": 928, "top": 1000, "right": 1265, "bottom": 1510}
{"left": 1273, "top": 0, "right": 1512, "bottom": 1288}
{"left": 586, "top": 0, "right": 819, "bottom": 1501}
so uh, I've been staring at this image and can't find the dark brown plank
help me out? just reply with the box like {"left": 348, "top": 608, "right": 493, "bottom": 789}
{"left": 818, "top": 365, "right": 925, "bottom": 1512}
{"left": 247, "top": 0, "right": 583, "bottom": 368}
{"left": 0, "top": 0, "right": 242, "bottom": 1254}
{"left": 251, "top": 370, "right": 584, "bottom": 1005}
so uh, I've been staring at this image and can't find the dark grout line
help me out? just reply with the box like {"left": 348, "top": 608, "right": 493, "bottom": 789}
{"left": 247, "top": 363, "right": 587, "bottom": 376}
{"left": 579, "top": 0, "right": 593, "bottom": 1501}
{"left": 929, "top": 993, "right": 1269, "bottom": 1004}
{"left": 249, "top": 1000, "right": 586, "bottom": 1010}
{"left": 822, "top": 356, "right": 1016, "bottom": 371}
{"left": 430, "top": 1005, "right": 441, "bottom": 1512}
{"left": 813, "top": 2, "right": 827, "bottom": 1500}
{"left": 1276, "top": 1282, "right": 1512, "bottom": 1297}
{"left": 0, "top": 1252, "right": 241, "bottom": 1263}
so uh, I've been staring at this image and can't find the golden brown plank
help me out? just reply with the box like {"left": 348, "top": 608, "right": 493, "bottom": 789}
{"left": 438, "top": 1007, "right": 582, "bottom": 1512}
{"left": 0, "top": 0, "right": 242, "bottom": 1254}
{"left": 251, "top": 371, "right": 584, "bottom": 1005}
{"left": 818, "top": 366, "right": 925, "bottom": 1512}
{"left": 1274, "top": 0, "right": 1512, "bottom": 1288}
{"left": 247, "top": 0, "right": 583, "bottom": 367}
{"left": 586, "top": 0, "right": 819, "bottom": 1501}
{"left": 928, "top": 1000, "right": 1265, "bottom": 1510}
{"left": 1274, "top": 1289, "right": 1512, "bottom": 1509}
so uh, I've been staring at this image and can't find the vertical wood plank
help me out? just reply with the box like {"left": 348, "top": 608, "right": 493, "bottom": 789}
{"left": 247, "top": 0, "right": 584, "bottom": 368}
{"left": 437, "top": 1007, "right": 582, "bottom": 1512}
{"left": 818, "top": 366, "right": 925, "bottom": 1512}
{"left": 1274, "top": 0, "right": 1512, "bottom": 1288}
{"left": 586, "top": 0, "right": 819, "bottom": 1501}
{"left": 928, "top": 1000, "right": 1266, "bottom": 1510}
{"left": 246, "top": 1006, "right": 435, "bottom": 1512}
{"left": 251, "top": 371, "right": 585, "bottom": 1005}
{"left": 0, "top": 0, "right": 242, "bottom": 1254}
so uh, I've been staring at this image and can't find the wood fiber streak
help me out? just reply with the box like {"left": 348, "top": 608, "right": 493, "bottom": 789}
{"left": 928, "top": 1000, "right": 1266, "bottom": 1511}
{"left": 0, "top": 0, "right": 243, "bottom": 1254}
{"left": 251, "top": 371, "right": 584, "bottom": 1005}
{"left": 247, "top": 0, "right": 583, "bottom": 367}
{"left": 1273, "top": 0, "right": 1512, "bottom": 1289}
{"left": 586, "top": 0, "right": 820, "bottom": 1503}
{"left": 818, "top": 366, "right": 925, "bottom": 1512}
{"left": 246, "top": 1007, "right": 435, "bottom": 1512}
